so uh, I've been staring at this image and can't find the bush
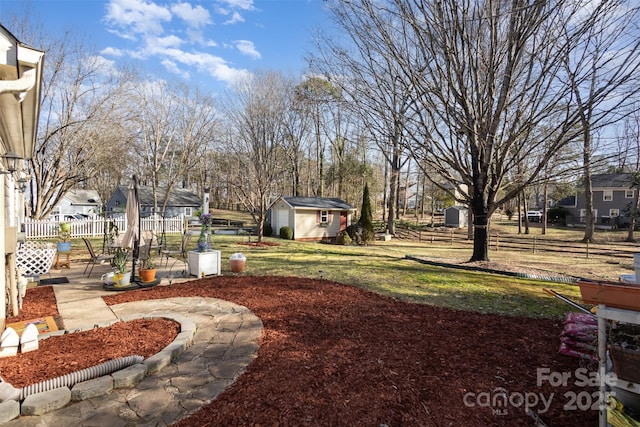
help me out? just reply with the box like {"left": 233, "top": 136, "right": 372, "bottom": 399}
{"left": 279, "top": 226, "right": 293, "bottom": 240}
{"left": 345, "top": 223, "right": 364, "bottom": 245}
{"left": 263, "top": 222, "right": 273, "bottom": 237}
{"left": 547, "top": 206, "right": 570, "bottom": 225}
{"left": 338, "top": 231, "right": 352, "bottom": 245}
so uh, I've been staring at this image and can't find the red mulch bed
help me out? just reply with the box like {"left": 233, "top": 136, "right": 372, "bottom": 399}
{"left": 105, "top": 276, "right": 597, "bottom": 426}
{"left": 5, "top": 277, "right": 597, "bottom": 426}
{"left": 6, "top": 286, "right": 58, "bottom": 323}
{"left": 1, "top": 285, "right": 179, "bottom": 388}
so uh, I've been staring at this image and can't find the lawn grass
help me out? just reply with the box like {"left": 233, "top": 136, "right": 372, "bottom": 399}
{"left": 62, "top": 219, "right": 622, "bottom": 320}
{"left": 193, "top": 234, "right": 586, "bottom": 319}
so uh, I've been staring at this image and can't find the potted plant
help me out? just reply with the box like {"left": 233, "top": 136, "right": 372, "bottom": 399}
{"left": 139, "top": 258, "right": 156, "bottom": 283}
{"left": 57, "top": 222, "right": 72, "bottom": 252}
{"left": 113, "top": 248, "right": 131, "bottom": 287}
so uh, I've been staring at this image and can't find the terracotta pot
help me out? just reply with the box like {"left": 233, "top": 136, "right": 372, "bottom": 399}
{"left": 230, "top": 253, "right": 246, "bottom": 273}
{"left": 139, "top": 268, "right": 157, "bottom": 283}
{"left": 577, "top": 279, "right": 640, "bottom": 311}
{"left": 230, "top": 260, "right": 245, "bottom": 273}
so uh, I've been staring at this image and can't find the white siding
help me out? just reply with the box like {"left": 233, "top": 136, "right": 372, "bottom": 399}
{"left": 294, "top": 210, "right": 341, "bottom": 240}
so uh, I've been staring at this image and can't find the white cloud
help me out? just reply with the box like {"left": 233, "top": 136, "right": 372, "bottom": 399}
{"left": 219, "top": 0, "right": 254, "bottom": 11}
{"left": 146, "top": 34, "right": 184, "bottom": 50}
{"left": 161, "top": 59, "right": 190, "bottom": 79}
{"left": 102, "top": 0, "right": 256, "bottom": 87}
{"left": 235, "top": 40, "right": 261, "bottom": 59}
{"left": 100, "top": 46, "right": 124, "bottom": 57}
{"left": 158, "top": 47, "right": 251, "bottom": 84}
{"left": 171, "top": 2, "right": 212, "bottom": 28}
{"left": 105, "top": 0, "right": 171, "bottom": 35}
{"left": 224, "top": 11, "right": 244, "bottom": 25}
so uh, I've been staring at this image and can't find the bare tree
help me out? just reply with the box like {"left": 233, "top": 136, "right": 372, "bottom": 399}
{"left": 222, "top": 71, "right": 293, "bottom": 241}
{"left": 326, "top": 0, "right": 639, "bottom": 261}
{"left": 309, "top": 11, "right": 414, "bottom": 234}
{"left": 24, "top": 31, "right": 130, "bottom": 219}
{"left": 131, "top": 82, "right": 216, "bottom": 217}
{"left": 561, "top": 0, "right": 640, "bottom": 242}
{"left": 295, "top": 77, "right": 341, "bottom": 197}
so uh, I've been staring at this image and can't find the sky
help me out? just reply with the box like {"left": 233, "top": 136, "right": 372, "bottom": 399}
{"left": 0, "top": 0, "right": 333, "bottom": 94}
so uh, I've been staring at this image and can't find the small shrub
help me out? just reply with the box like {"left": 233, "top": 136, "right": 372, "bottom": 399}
{"left": 339, "top": 231, "right": 352, "bottom": 245}
{"left": 345, "top": 223, "right": 364, "bottom": 245}
{"left": 263, "top": 222, "right": 273, "bottom": 237}
{"left": 279, "top": 226, "right": 293, "bottom": 240}
{"left": 547, "top": 206, "right": 569, "bottom": 224}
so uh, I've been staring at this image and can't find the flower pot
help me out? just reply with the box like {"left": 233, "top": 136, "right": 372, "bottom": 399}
{"left": 230, "top": 253, "right": 246, "bottom": 273}
{"left": 114, "top": 272, "right": 131, "bottom": 287}
{"left": 139, "top": 268, "right": 156, "bottom": 283}
{"left": 56, "top": 242, "right": 71, "bottom": 253}
{"left": 101, "top": 272, "right": 116, "bottom": 285}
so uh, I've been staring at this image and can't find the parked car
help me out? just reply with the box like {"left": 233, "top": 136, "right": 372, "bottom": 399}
{"left": 525, "top": 210, "right": 543, "bottom": 222}
{"left": 64, "top": 213, "right": 89, "bottom": 221}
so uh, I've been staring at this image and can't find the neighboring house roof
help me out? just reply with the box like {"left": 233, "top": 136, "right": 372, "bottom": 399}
{"left": 116, "top": 185, "right": 202, "bottom": 207}
{"left": 64, "top": 189, "right": 100, "bottom": 206}
{"left": 278, "top": 196, "right": 356, "bottom": 211}
{"left": 590, "top": 173, "right": 635, "bottom": 189}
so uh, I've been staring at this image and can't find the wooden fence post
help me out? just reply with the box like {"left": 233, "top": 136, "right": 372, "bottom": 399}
{"left": 586, "top": 241, "right": 589, "bottom": 259}
{"left": 495, "top": 232, "right": 499, "bottom": 251}
{"left": 533, "top": 236, "right": 537, "bottom": 253}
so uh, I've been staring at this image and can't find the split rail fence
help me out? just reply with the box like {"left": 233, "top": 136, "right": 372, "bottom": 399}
{"left": 394, "top": 226, "right": 639, "bottom": 262}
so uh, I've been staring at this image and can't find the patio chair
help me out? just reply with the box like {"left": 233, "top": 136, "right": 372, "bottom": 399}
{"left": 82, "top": 237, "right": 115, "bottom": 276}
{"left": 141, "top": 230, "right": 162, "bottom": 254}
{"left": 161, "top": 232, "right": 191, "bottom": 267}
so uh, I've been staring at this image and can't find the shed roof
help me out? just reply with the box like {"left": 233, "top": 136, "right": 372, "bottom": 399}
{"left": 280, "top": 196, "right": 356, "bottom": 210}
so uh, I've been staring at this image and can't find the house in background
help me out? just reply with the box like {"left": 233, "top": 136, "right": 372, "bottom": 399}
{"left": 563, "top": 173, "right": 636, "bottom": 229}
{"left": 106, "top": 185, "right": 202, "bottom": 218}
{"left": 49, "top": 189, "right": 101, "bottom": 221}
{"left": 268, "top": 196, "right": 357, "bottom": 241}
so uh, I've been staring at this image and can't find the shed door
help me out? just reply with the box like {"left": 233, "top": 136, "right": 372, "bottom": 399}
{"left": 340, "top": 211, "right": 348, "bottom": 231}
{"left": 278, "top": 209, "right": 289, "bottom": 230}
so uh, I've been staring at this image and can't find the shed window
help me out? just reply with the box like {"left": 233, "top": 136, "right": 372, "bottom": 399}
{"left": 603, "top": 190, "right": 613, "bottom": 202}
{"left": 185, "top": 207, "right": 193, "bottom": 216}
{"left": 318, "top": 210, "right": 330, "bottom": 225}
{"left": 610, "top": 209, "right": 620, "bottom": 217}
{"left": 626, "top": 189, "right": 635, "bottom": 199}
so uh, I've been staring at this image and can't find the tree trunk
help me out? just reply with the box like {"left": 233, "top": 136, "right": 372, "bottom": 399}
{"left": 626, "top": 189, "right": 639, "bottom": 242}
{"left": 469, "top": 185, "right": 490, "bottom": 262}
{"left": 542, "top": 180, "right": 548, "bottom": 235}
{"left": 582, "top": 127, "right": 595, "bottom": 242}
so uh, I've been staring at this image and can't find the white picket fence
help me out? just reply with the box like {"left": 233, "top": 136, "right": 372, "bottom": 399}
{"left": 24, "top": 215, "right": 187, "bottom": 240}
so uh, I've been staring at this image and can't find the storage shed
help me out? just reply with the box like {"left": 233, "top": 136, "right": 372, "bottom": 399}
{"left": 444, "top": 206, "right": 468, "bottom": 228}
{"left": 268, "top": 196, "right": 356, "bottom": 241}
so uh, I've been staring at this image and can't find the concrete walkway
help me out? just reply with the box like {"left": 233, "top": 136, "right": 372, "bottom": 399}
{"left": 3, "top": 257, "right": 263, "bottom": 426}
